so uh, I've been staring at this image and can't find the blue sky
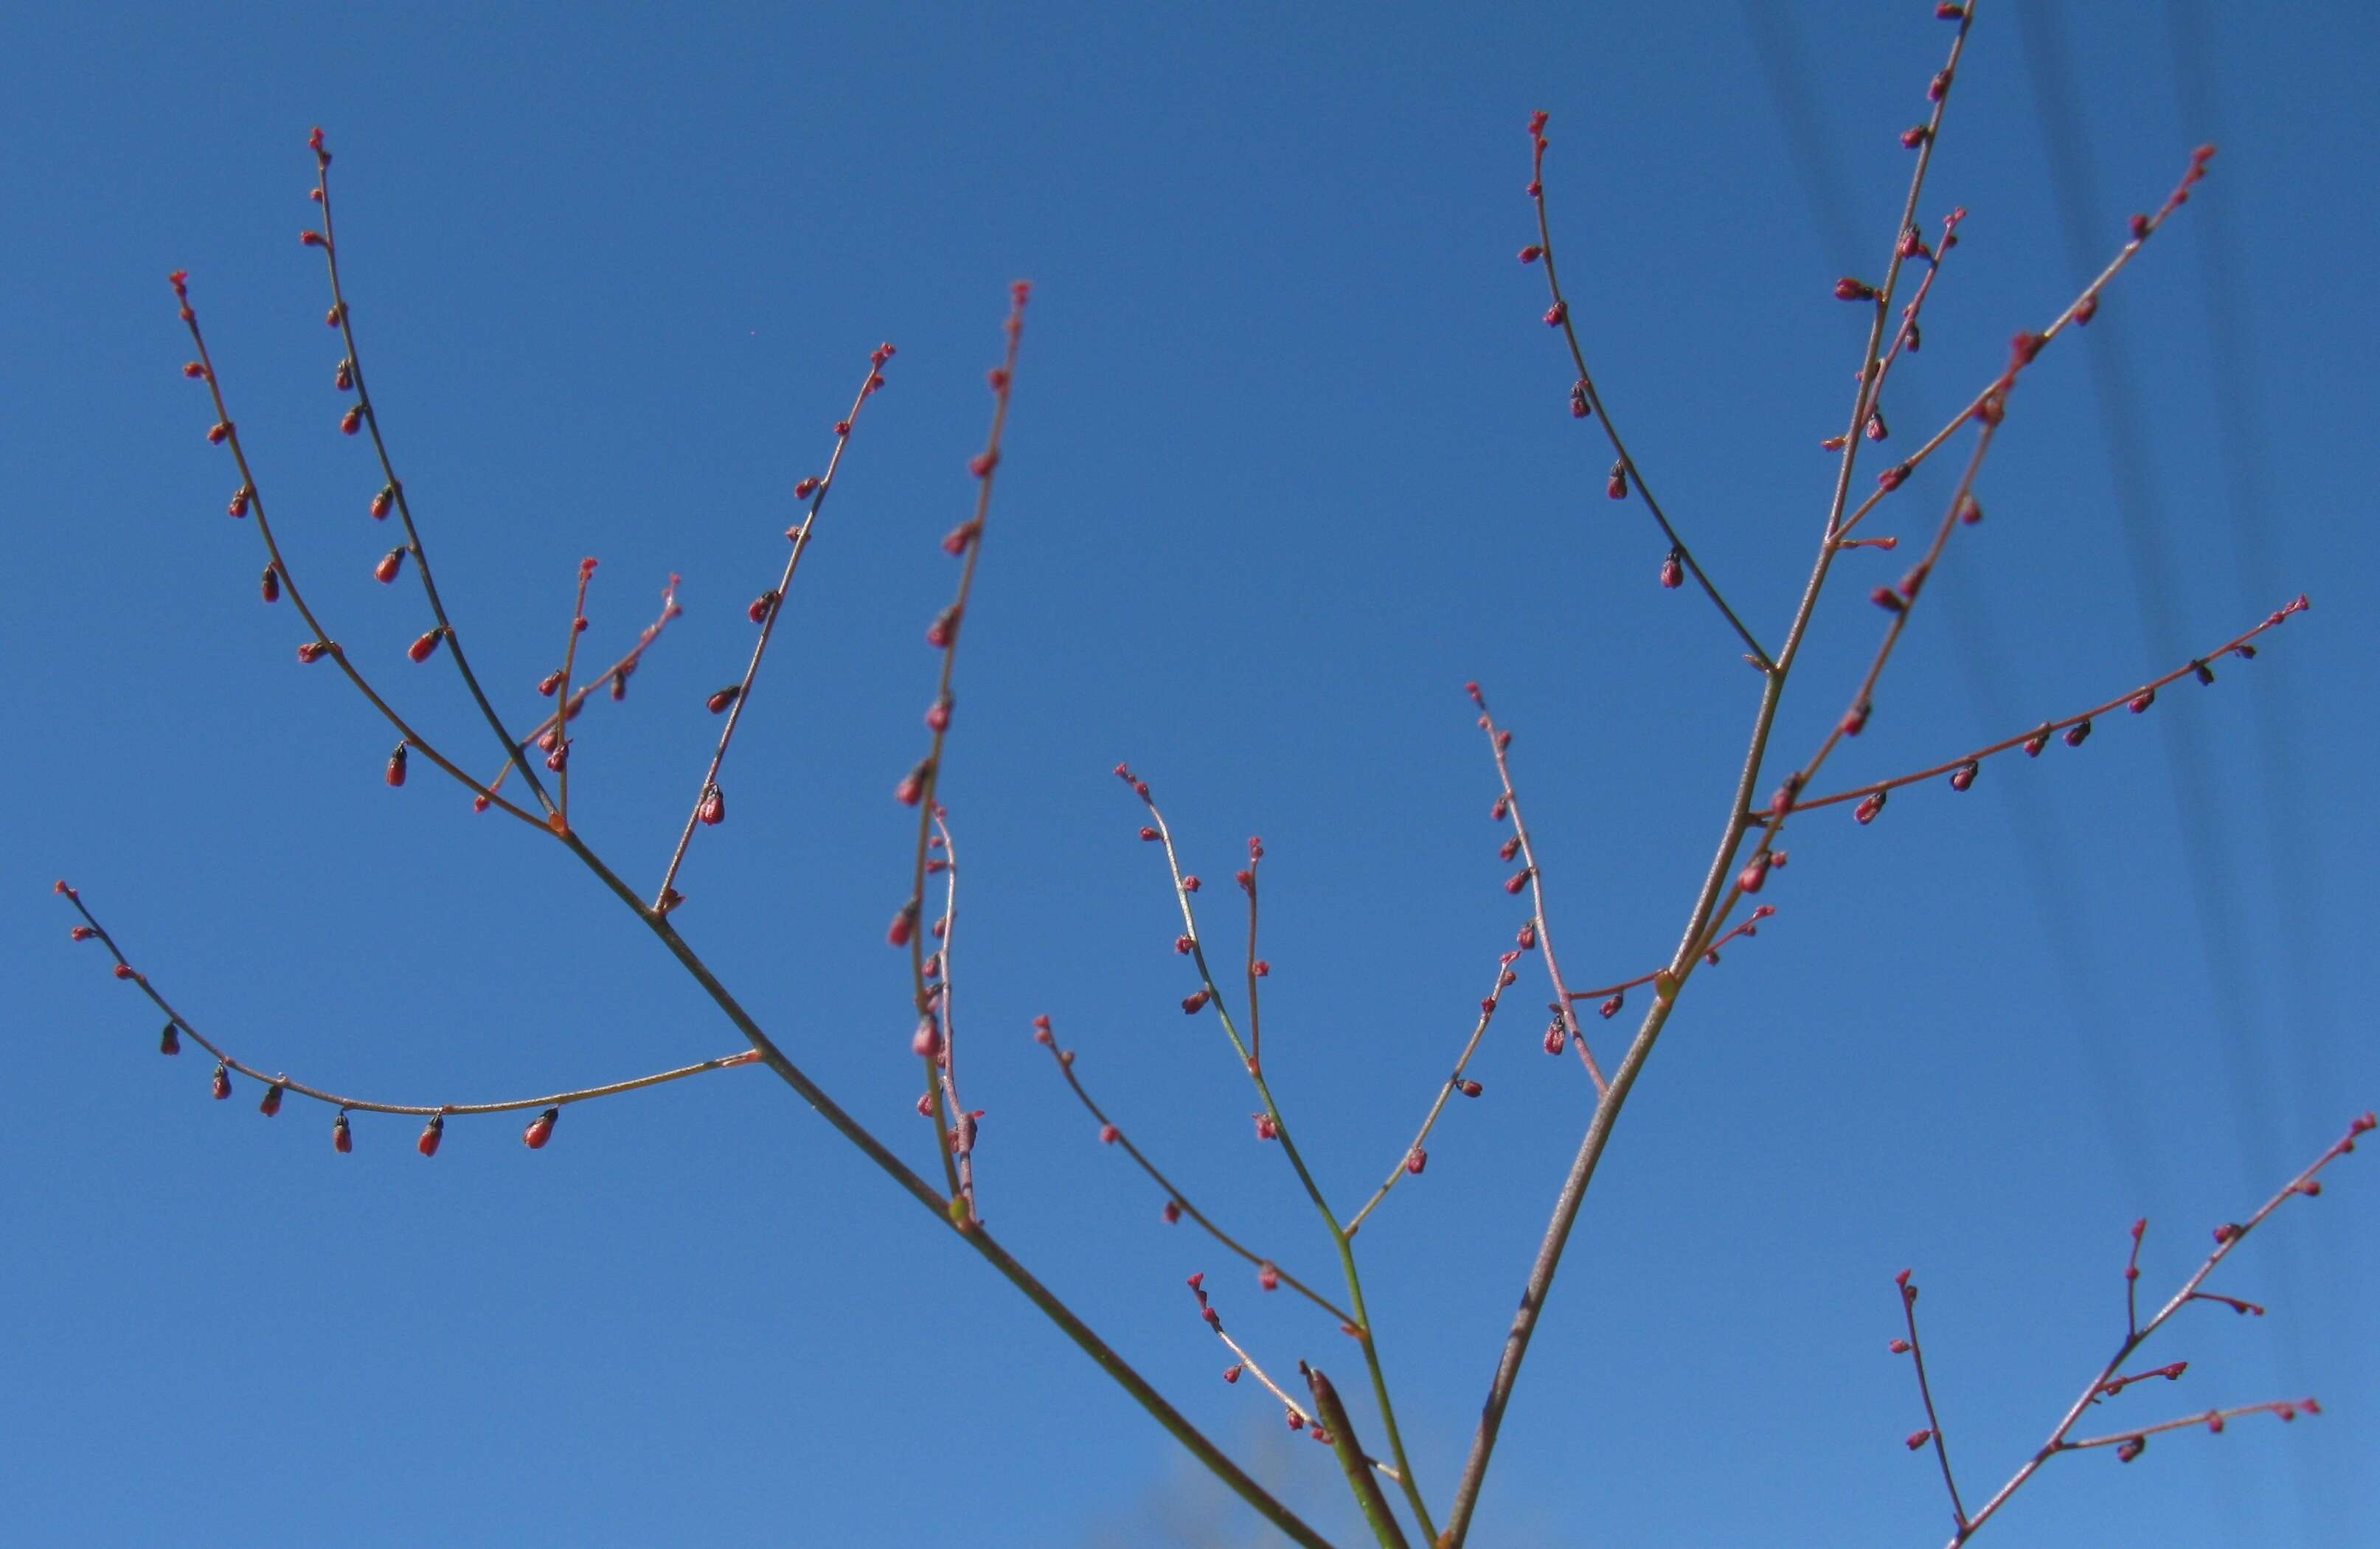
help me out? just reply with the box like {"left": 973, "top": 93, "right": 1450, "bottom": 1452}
{"left": 4, "top": 1, "right": 2373, "bottom": 1545}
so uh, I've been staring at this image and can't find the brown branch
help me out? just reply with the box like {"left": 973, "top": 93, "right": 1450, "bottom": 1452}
{"left": 1523, "top": 117, "right": 1772, "bottom": 669}
{"left": 1470, "top": 684, "right": 1606, "bottom": 1092}
{"left": 55, "top": 883, "right": 760, "bottom": 1127}
{"left": 653, "top": 347, "right": 894, "bottom": 911}
{"left": 309, "top": 128, "right": 557, "bottom": 818}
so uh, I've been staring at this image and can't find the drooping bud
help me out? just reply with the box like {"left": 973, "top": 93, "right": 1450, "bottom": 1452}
{"left": 706, "top": 685, "right": 742, "bottom": 714}
{"left": 1870, "top": 586, "right": 1905, "bottom": 614}
{"left": 1254, "top": 1112, "right": 1277, "bottom": 1141}
{"left": 339, "top": 406, "right": 362, "bottom": 436}
{"left": 333, "top": 1111, "right": 353, "bottom": 1152}
{"left": 212, "top": 1062, "right": 232, "bottom": 1101}
{"left": 228, "top": 486, "right": 251, "bottom": 519}
{"left": 386, "top": 744, "right": 409, "bottom": 787}
{"left": 1406, "top": 1148, "right": 1428, "bottom": 1174}
{"left": 2129, "top": 688, "right": 2156, "bottom": 714}
{"left": 1855, "top": 791, "right": 1887, "bottom": 825}
{"left": 417, "top": 1114, "right": 444, "bottom": 1157}
{"left": 1659, "top": 553, "right": 1683, "bottom": 589}
{"left": 894, "top": 760, "right": 932, "bottom": 807}
{"left": 1459, "top": 1079, "right": 1483, "bottom": 1098}
{"left": 1163, "top": 1200, "right": 1182, "bottom": 1224}
{"left": 260, "top": 564, "right": 280, "bottom": 603}
{"left": 524, "top": 1106, "right": 558, "bottom": 1148}
{"left": 1599, "top": 992, "right": 1623, "bottom": 1019}
{"left": 926, "top": 606, "right": 962, "bottom": 649}
{"left": 370, "top": 485, "right": 394, "bottom": 519}
{"left": 2064, "top": 719, "right": 2092, "bottom": 748}
{"left": 1907, "top": 1429, "right": 1935, "bottom": 1451}
{"left": 407, "top": 628, "right": 443, "bottom": 662}
{"left": 1609, "top": 461, "right": 1630, "bottom": 502}
{"left": 1517, "top": 922, "right": 1536, "bottom": 949}
{"left": 160, "top": 1021, "right": 181, "bottom": 1056}
{"left": 1834, "top": 277, "right": 1878, "bottom": 302}
{"left": 1949, "top": 760, "right": 1978, "bottom": 792}
{"left": 260, "top": 1082, "right": 285, "bottom": 1117}
{"left": 698, "top": 786, "right": 726, "bottom": 826}
{"left": 887, "top": 903, "right": 918, "bottom": 948}
{"left": 2116, "top": 1436, "right": 2146, "bottom": 1463}
{"left": 1519, "top": 245, "right": 1544, "bottom": 264}
{"left": 1544, "top": 1022, "right": 1566, "bottom": 1056}
{"left": 1182, "top": 989, "right": 1212, "bottom": 1015}
{"left": 1841, "top": 701, "right": 1870, "bottom": 737}
{"left": 1543, "top": 300, "right": 1568, "bottom": 328}
{"left": 1569, "top": 381, "right": 1590, "bottom": 418}
{"left": 1738, "top": 853, "right": 1769, "bottom": 894}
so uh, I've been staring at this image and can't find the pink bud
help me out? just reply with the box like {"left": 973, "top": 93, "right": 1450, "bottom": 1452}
{"left": 1599, "top": 993, "right": 1623, "bottom": 1019}
{"left": 1855, "top": 791, "right": 1887, "bottom": 825}
{"left": 1099, "top": 1123, "right": 1120, "bottom": 1145}
{"left": 1835, "top": 277, "right": 1878, "bottom": 302}
{"left": 1949, "top": 760, "right": 1978, "bottom": 791}
{"left": 1406, "top": 1148, "right": 1427, "bottom": 1175}
{"left": 698, "top": 787, "right": 726, "bottom": 826}
{"left": 2064, "top": 719, "right": 2092, "bottom": 748}
{"left": 1543, "top": 300, "right": 1567, "bottom": 328}
{"left": 1659, "top": 555, "right": 1682, "bottom": 589}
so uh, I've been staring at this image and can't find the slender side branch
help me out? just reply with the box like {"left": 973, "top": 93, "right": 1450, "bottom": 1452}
{"left": 654, "top": 347, "right": 894, "bottom": 910}
{"left": 309, "top": 128, "right": 555, "bottom": 815}
{"left": 1038, "top": 1031, "right": 1352, "bottom": 1323}
{"left": 1937, "top": 1113, "right": 2368, "bottom": 1546}
{"left": 1522, "top": 117, "right": 1771, "bottom": 668}
{"left": 489, "top": 575, "right": 684, "bottom": 801}
{"left": 1470, "top": 682, "right": 1605, "bottom": 1091}
{"left": 1347, "top": 950, "right": 1512, "bottom": 1236}
{"left": 55, "top": 884, "right": 761, "bottom": 1123}
{"left": 1786, "top": 597, "right": 2309, "bottom": 814}
{"left": 167, "top": 273, "right": 543, "bottom": 831}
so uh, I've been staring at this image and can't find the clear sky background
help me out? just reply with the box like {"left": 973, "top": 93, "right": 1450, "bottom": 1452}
{"left": 4, "top": 2, "right": 2373, "bottom": 1545}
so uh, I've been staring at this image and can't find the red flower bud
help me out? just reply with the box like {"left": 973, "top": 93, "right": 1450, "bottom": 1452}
{"left": 113, "top": 963, "right": 134, "bottom": 980}
{"left": 2064, "top": 719, "right": 2092, "bottom": 748}
{"left": 1258, "top": 1264, "right": 1280, "bottom": 1292}
{"left": 386, "top": 744, "right": 409, "bottom": 787}
{"left": 1519, "top": 245, "right": 1543, "bottom": 264}
{"left": 1738, "top": 854, "right": 1769, "bottom": 893}
{"left": 2073, "top": 294, "right": 2099, "bottom": 326}
{"left": 926, "top": 606, "right": 962, "bottom": 649}
{"left": 1406, "top": 1148, "right": 1427, "bottom": 1175}
{"left": 1870, "top": 586, "right": 1905, "bottom": 613}
{"left": 417, "top": 1115, "right": 444, "bottom": 1157}
{"left": 259, "top": 1082, "right": 284, "bottom": 1117}
{"left": 1855, "top": 791, "right": 1887, "bottom": 825}
{"left": 335, "top": 359, "right": 353, "bottom": 391}
{"left": 2129, "top": 689, "right": 2155, "bottom": 714}
{"left": 749, "top": 591, "right": 777, "bottom": 623}
{"left": 2116, "top": 1436, "right": 2146, "bottom": 1463}
{"left": 969, "top": 449, "right": 1000, "bottom": 479}
{"left": 1841, "top": 701, "right": 1870, "bottom": 736}
{"left": 1254, "top": 1112, "right": 1277, "bottom": 1140}
{"left": 212, "top": 1062, "right": 232, "bottom": 1100}
{"left": 1609, "top": 462, "right": 1630, "bottom": 502}
{"left": 1835, "top": 277, "right": 1878, "bottom": 302}
{"left": 1890, "top": 1338, "right": 1912, "bottom": 1354}
{"left": 301, "top": 229, "right": 325, "bottom": 247}
{"left": 698, "top": 787, "right": 726, "bottom": 826}
{"left": 1950, "top": 760, "right": 1978, "bottom": 791}
{"left": 2128, "top": 213, "right": 2151, "bottom": 242}
{"left": 1162, "top": 1200, "right": 1182, "bottom": 1224}
{"left": 333, "top": 1112, "right": 353, "bottom": 1152}
{"left": 925, "top": 698, "right": 952, "bottom": 732}
{"left": 1544, "top": 1023, "right": 1567, "bottom": 1055}
{"left": 1505, "top": 870, "right": 1530, "bottom": 895}
{"left": 298, "top": 640, "right": 331, "bottom": 664}
{"left": 159, "top": 1022, "right": 181, "bottom": 1056}
{"left": 1222, "top": 1363, "right": 1242, "bottom": 1383}
{"left": 370, "top": 485, "right": 393, "bottom": 519}
{"left": 895, "top": 761, "right": 931, "bottom": 807}
{"left": 1182, "top": 875, "right": 1201, "bottom": 892}
{"left": 1659, "top": 555, "right": 1682, "bottom": 589}
{"left": 260, "top": 564, "right": 280, "bottom": 603}
{"left": 407, "top": 628, "right": 443, "bottom": 663}
{"left": 339, "top": 406, "right": 362, "bottom": 436}
{"left": 1599, "top": 993, "right": 1623, "bottom": 1019}
{"left": 1098, "top": 1123, "right": 1120, "bottom": 1145}
{"left": 521, "top": 1106, "right": 558, "bottom": 1148}
{"left": 1182, "top": 989, "right": 1212, "bottom": 1015}
{"left": 1543, "top": 300, "right": 1568, "bottom": 328}
{"left": 1570, "top": 381, "right": 1591, "bottom": 418}
{"left": 228, "top": 487, "right": 251, "bottom": 519}
{"left": 887, "top": 904, "right": 917, "bottom": 948}
{"left": 706, "top": 685, "right": 742, "bottom": 714}
{"left": 1901, "top": 125, "right": 1930, "bottom": 149}
{"left": 794, "top": 477, "right": 822, "bottom": 499}
{"left": 1516, "top": 923, "right": 1536, "bottom": 949}
{"left": 1907, "top": 1429, "right": 1934, "bottom": 1451}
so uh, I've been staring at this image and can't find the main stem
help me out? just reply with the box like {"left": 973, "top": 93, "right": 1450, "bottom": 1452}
{"left": 1438, "top": 15, "right": 1969, "bottom": 1536}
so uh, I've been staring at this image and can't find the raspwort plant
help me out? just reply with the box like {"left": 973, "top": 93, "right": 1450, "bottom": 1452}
{"left": 58, "top": 5, "right": 2357, "bottom": 1545}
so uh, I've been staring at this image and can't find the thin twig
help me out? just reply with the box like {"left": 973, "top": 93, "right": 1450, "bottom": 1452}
{"left": 167, "top": 274, "right": 543, "bottom": 831}
{"left": 653, "top": 347, "right": 893, "bottom": 910}
{"left": 1940, "top": 1114, "right": 2367, "bottom": 1546}
{"left": 1524, "top": 119, "right": 1772, "bottom": 669}
{"left": 56, "top": 884, "right": 761, "bottom": 1120}
{"left": 1894, "top": 1270, "right": 1971, "bottom": 1531}
{"left": 1036, "top": 1034, "right": 1352, "bottom": 1323}
{"left": 1471, "top": 683, "right": 1606, "bottom": 1091}
{"left": 1347, "top": 949, "right": 1512, "bottom": 1236}
{"left": 1785, "top": 598, "right": 2308, "bottom": 814}
{"left": 310, "top": 129, "right": 556, "bottom": 817}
